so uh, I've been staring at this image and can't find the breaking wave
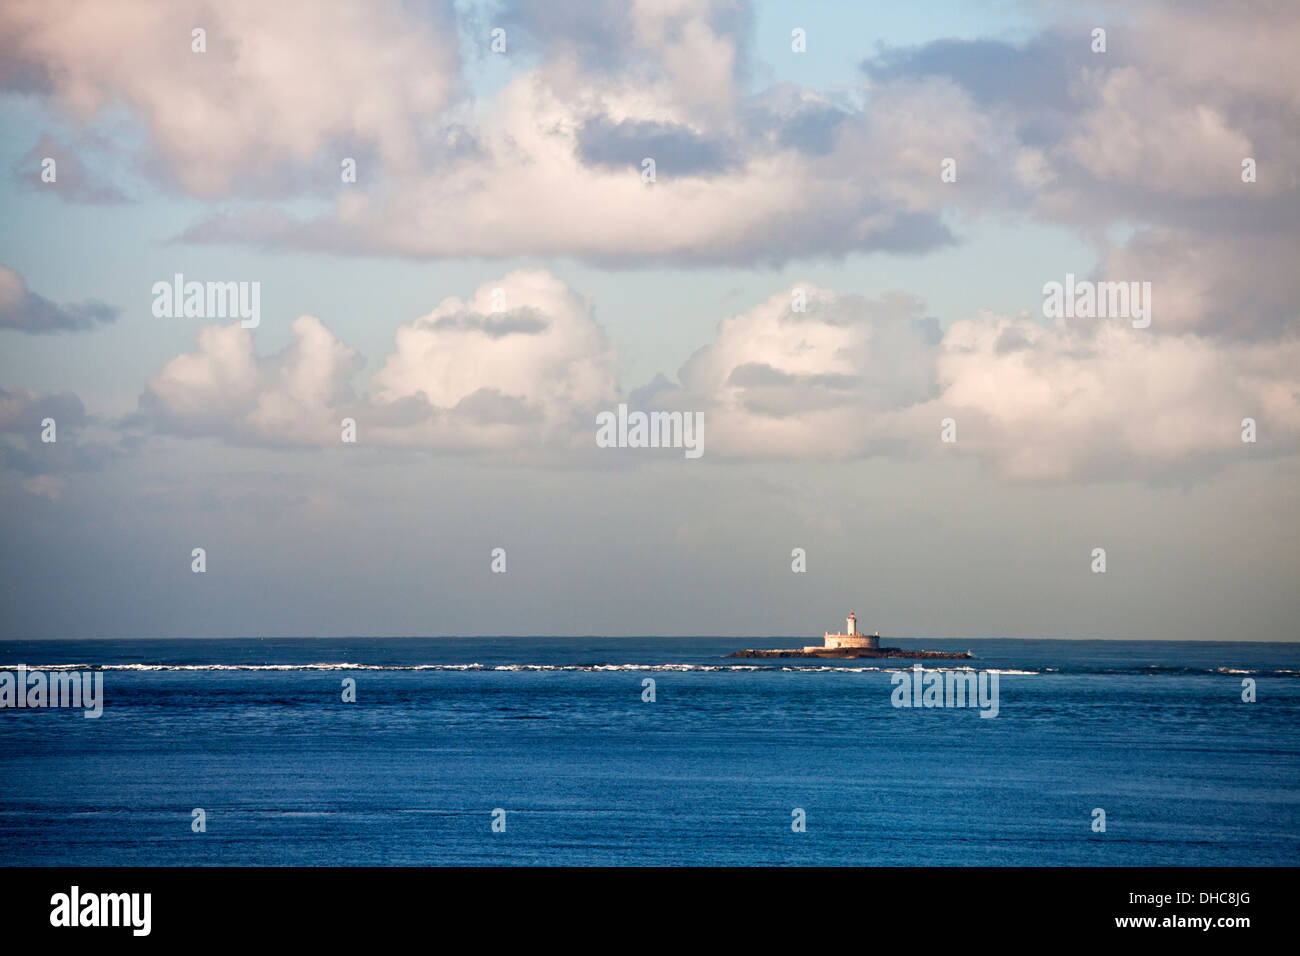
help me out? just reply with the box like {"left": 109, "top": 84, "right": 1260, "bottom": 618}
{"left": 4, "top": 661, "right": 1039, "bottom": 674}
{"left": 2, "top": 663, "right": 1293, "bottom": 676}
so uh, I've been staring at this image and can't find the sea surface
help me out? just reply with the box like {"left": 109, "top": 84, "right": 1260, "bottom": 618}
{"left": 1, "top": 637, "right": 1297, "bottom": 866}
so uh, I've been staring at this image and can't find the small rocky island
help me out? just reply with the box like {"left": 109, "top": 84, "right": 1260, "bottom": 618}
{"left": 728, "top": 611, "right": 972, "bottom": 660}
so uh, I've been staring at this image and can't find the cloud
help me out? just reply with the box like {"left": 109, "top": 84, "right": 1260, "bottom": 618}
{"left": 933, "top": 313, "right": 1300, "bottom": 481}
{"left": 132, "top": 269, "right": 1300, "bottom": 482}
{"left": 0, "top": 386, "right": 110, "bottom": 480}
{"left": 11, "top": 2, "right": 1294, "bottom": 486}
{"left": 11, "top": 132, "right": 129, "bottom": 203}
{"left": 862, "top": 7, "right": 1300, "bottom": 234}
{"left": 660, "top": 284, "right": 1300, "bottom": 480}
{"left": 5, "top": 0, "right": 1298, "bottom": 273}
{"left": 177, "top": 70, "right": 971, "bottom": 265}
{"left": 20, "top": 473, "right": 64, "bottom": 500}
{"left": 1094, "top": 228, "right": 1299, "bottom": 340}
{"left": 494, "top": 0, "right": 752, "bottom": 118}
{"left": 1061, "top": 67, "right": 1253, "bottom": 198}
{"left": 0, "top": 264, "right": 118, "bottom": 333}
{"left": 576, "top": 116, "right": 736, "bottom": 175}
{"left": 138, "top": 270, "right": 618, "bottom": 453}
{"left": 0, "top": 0, "right": 461, "bottom": 197}
{"left": 369, "top": 270, "right": 618, "bottom": 450}
{"left": 663, "top": 286, "right": 940, "bottom": 457}
{"left": 864, "top": 34, "right": 1082, "bottom": 117}
{"left": 140, "top": 315, "right": 364, "bottom": 445}
{"left": 0, "top": 386, "right": 87, "bottom": 433}
{"left": 3, "top": 0, "right": 991, "bottom": 263}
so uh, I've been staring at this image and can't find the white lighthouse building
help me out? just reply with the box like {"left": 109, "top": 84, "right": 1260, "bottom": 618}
{"left": 809, "top": 610, "right": 881, "bottom": 651}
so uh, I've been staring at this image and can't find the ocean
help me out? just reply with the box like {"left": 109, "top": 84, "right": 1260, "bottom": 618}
{"left": 1, "top": 637, "right": 1296, "bottom": 866}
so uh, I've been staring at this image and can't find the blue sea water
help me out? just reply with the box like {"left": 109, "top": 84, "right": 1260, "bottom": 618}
{"left": 1, "top": 637, "right": 1296, "bottom": 866}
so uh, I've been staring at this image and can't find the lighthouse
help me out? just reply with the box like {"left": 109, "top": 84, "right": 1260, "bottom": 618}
{"left": 730, "top": 608, "right": 971, "bottom": 659}
{"left": 815, "top": 610, "right": 881, "bottom": 651}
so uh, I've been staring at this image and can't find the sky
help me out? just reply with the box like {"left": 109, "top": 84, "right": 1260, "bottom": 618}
{"left": 0, "top": 0, "right": 1297, "bottom": 640}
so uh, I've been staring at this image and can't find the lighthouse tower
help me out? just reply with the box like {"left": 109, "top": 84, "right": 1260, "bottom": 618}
{"left": 817, "top": 610, "right": 881, "bottom": 650}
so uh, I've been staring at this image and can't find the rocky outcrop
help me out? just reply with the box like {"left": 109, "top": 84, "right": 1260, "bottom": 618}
{"left": 727, "top": 646, "right": 972, "bottom": 660}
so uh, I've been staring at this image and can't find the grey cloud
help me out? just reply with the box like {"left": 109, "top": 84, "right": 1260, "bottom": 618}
{"left": 0, "top": 265, "right": 118, "bottom": 334}
{"left": 494, "top": 0, "right": 638, "bottom": 70}
{"left": 4, "top": 298, "right": 117, "bottom": 334}
{"left": 451, "top": 388, "right": 544, "bottom": 426}
{"left": 12, "top": 133, "right": 129, "bottom": 204}
{"left": 363, "top": 394, "right": 436, "bottom": 428}
{"left": 910, "top": 316, "right": 943, "bottom": 346}
{"left": 0, "top": 387, "right": 88, "bottom": 433}
{"left": 174, "top": 200, "right": 957, "bottom": 268}
{"left": 728, "top": 362, "right": 857, "bottom": 391}
{"left": 496, "top": 0, "right": 755, "bottom": 80}
{"left": 862, "top": 33, "right": 1087, "bottom": 117}
{"left": 738, "top": 387, "right": 857, "bottom": 420}
{"left": 994, "top": 326, "right": 1033, "bottom": 354}
{"left": 676, "top": 288, "right": 943, "bottom": 432}
{"left": 665, "top": 209, "right": 954, "bottom": 270}
{"left": 791, "top": 291, "right": 930, "bottom": 329}
{"left": 860, "top": 15, "right": 1300, "bottom": 323}
{"left": 430, "top": 308, "right": 550, "bottom": 337}
{"left": 626, "top": 373, "right": 681, "bottom": 410}
{"left": 1096, "top": 228, "right": 1300, "bottom": 340}
{"left": 576, "top": 116, "right": 736, "bottom": 175}
{"left": 0, "top": 440, "right": 110, "bottom": 476}
{"left": 775, "top": 105, "right": 848, "bottom": 156}
{"left": 134, "top": 386, "right": 256, "bottom": 441}
{"left": 727, "top": 362, "right": 861, "bottom": 419}
{"left": 0, "top": 387, "right": 112, "bottom": 475}
{"left": 125, "top": 3, "right": 1300, "bottom": 282}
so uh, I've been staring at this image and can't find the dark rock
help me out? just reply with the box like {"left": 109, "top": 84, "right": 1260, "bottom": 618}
{"left": 727, "top": 646, "right": 971, "bottom": 660}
